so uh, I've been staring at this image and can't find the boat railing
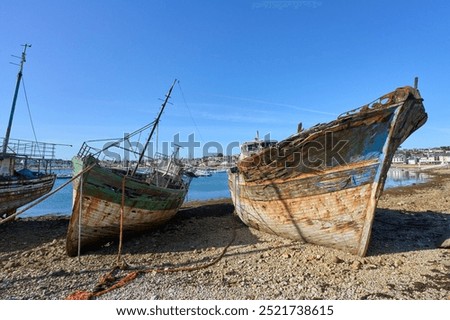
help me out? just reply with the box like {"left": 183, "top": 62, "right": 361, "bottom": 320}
{"left": 337, "top": 92, "right": 397, "bottom": 119}
{"left": 154, "top": 152, "right": 169, "bottom": 161}
{"left": 78, "top": 139, "right": 156, "bottom": 163}
{"left": 1, "top": 137, "right": 57, "bottom": 160}
{"left": 77, "top": 142, "right": 97, "bottom": 158}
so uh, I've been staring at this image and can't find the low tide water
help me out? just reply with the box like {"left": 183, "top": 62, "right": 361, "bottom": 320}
{"left": 384, "top": 168, "right": 429, "bottom": 189}
{"left": 21, "top": 169, "right": 426, "bottom": 218}
{"left": 21, "top": 171, "right": 231, "bottom": 218}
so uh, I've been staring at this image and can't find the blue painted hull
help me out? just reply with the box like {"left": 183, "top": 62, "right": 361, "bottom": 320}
{"left": 229, "top": 86, "right": 427, "bottom": 256}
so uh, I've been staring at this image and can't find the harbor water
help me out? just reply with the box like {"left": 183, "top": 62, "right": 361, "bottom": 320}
{"left": 20, "top": 169, "right": 426, "bottom": 218}
{"left": 384, "top": 168, "right": 429, "bottom": 189}
{"left": 21, "top": 171, "right": 231, "bottom": 218}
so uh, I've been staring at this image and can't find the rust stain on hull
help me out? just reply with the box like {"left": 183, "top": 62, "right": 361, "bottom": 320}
{"left": 229, "top": 166, "right": 375, "bottom": 254}
{"left": 66, "top": 157, "right": 188, "bottom": 256}
{"left": 228, "top": 86, "right": 427, "bottom": 256}
{"left": 66, "top": 193, "right": 179, "bottom": 255}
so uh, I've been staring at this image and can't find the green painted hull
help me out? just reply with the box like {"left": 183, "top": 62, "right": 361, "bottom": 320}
{"left": 66, "top": 156, "right": 188, "bottom": 256}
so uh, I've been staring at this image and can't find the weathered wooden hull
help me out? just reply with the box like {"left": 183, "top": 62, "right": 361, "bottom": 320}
{"left": 0, "top": 174, "right": 56, "bottom": 217}
{"left": 66, "top": 157, "right": 188, "bottom": 256}
{"left": 228, "top": 86, "right": 427, "bottom": 256}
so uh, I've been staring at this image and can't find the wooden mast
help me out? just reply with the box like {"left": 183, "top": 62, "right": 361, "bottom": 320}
{"left": 131, "top": 79, "right": 177, "bottom": 176}
{"left": 2, "top": 44, "right": 31, "bottom": 155}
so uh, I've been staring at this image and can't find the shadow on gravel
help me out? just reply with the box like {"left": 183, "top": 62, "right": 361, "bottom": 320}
{"left": 3, "top": 202, "right": 447, "bottom": 259}
{"left": 0, "top": 217, "right": 68, "bottom": 254}
{"left": 0, "top": 201, "right": 260, "bottom": 258}
{"left": 70, "top": 201, "right": 260, "bottom": 257}
{"left": 367, "top": 208, "right": 450, "bottom": 256}
{"left": 121, "top": 202, "right": 260, "bottom": 255}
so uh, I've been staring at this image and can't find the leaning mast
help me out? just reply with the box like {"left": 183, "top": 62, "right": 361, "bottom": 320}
{"left": 131, "top": 79, "right": 177, "bottom": 176}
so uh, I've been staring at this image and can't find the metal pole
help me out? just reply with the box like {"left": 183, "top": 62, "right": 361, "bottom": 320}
{"left": 131, "top": 79, "right": 177, "bottom": 176}
{"left": 2, "top": 44, "right": 31, "bottom": 155}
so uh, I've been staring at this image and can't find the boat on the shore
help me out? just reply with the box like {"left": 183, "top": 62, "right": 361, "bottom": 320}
{"left": 0, "top": 45, "right": 56, "bottom": 219}
{"left": 228, "top": 84, "right": 427, "bottom": 256}
{"left": 66, "top": 80, "right": 194, "bottom": 256}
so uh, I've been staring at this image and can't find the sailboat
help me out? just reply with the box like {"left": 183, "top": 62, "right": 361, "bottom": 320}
{"left": 228, "top": 84, "right": 427, "bottom": 256}
{"left": 0, "top": 44, "right": 56, "bottom": 219}
{"left": 66, "top": 79, "right": 194, "bottom": 256}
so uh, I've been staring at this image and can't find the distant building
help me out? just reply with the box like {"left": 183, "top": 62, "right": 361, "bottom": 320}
{"left": 392, "top": 154, "right": 406, "bottom": 164}
{"left": 418, "top": 153, "right": 441, "bottom": 165}
{"left": 407, "top": 157, "right": 419, "bottom": 165}
{"left": 437, "top": 153, "right": 450, "bottom": 164}
{"left": 391, "top": 146, "right": 450, "bottom": 166}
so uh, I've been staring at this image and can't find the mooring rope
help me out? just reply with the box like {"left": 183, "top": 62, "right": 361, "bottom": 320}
{"left": 77, "top": 172, "right": 84, "bottom": 264}
{"left": 117, "top": 175, "right": 128, "bottom": 266}
{"left": 66, "top": 217, "right": 237, "bottom": 300}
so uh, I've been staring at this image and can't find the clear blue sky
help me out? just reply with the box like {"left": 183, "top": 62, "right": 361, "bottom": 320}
{"left": 1, "top": 0, "right": 449, "bottom": 160}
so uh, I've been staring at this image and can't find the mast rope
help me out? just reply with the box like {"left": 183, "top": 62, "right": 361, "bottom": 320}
{"left": 21, "top": 76, "right": 41, "bottom": 156}
{"left": 87, "top": 121, "right": 156, "bottom": 158}
{"left": 77, "top": 173, "right": 84, "bottom": 264}
{"left": 177, "top": 81, "right": 204, "bottom": 142}
{"left": 156, "top": 122, "right": 159, "bottom": 155}
{"left": 134, "top": 131, "right": 143, "bottom": 161}
{"left": 117, "top": 175, "right": 128, "bottom": 267}
{"left": 131, "top": 79, "right": 177, "bottom": 176}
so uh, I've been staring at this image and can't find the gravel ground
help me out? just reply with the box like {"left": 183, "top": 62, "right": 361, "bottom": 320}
{"left": 0, "top": 168, "right": 449, "bottom": 300}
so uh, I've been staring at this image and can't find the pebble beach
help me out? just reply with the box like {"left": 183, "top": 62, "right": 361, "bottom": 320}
{"left": 0, "top": 168, "right": 449, "bottom": 300}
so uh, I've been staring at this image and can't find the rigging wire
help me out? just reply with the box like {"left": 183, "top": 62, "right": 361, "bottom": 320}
{"left": 90, "top": 121, "right": 156, "bottom": 157}
{"left": 156, "top": 122, "right": 159, "bottom": 155}
{"left": 21, "top": 76, "right": 41, "bottom": 156}
{"left": 177, "top": 81, "right": 204, "bottom": 142}
{"left": 135, "top": 130, "right": 143, "bottom": 160}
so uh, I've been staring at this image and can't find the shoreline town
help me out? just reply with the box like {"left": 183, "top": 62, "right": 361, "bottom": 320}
{"left": 0, "top": 167, "right": 448, "bottom": 300}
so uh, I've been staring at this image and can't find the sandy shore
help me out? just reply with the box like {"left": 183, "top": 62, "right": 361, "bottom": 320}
{"left": 0, "top": 169, "right": 449, "bottom": 300}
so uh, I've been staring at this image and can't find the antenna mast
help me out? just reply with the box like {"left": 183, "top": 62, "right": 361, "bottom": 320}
{"left": 131, "top": 79, "right": 177, "bottom": 176}
{"left": 2, "top": 44, "right": 32, "bottom": 155}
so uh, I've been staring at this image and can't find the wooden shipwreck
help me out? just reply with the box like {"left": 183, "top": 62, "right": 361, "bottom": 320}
{"left": 1, "top": 45, "right": 56, "bottom": 219}
{"left": 66, "top": 80, "right": 194, "bottom": 256}
{"left": 228, "top": 85, "right": 427, "bottom": 256}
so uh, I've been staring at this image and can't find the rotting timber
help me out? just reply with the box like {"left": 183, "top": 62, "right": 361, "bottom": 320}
{"left": 66, "top": 80, "right": 194, "bottom": 256}
{"left": 228, "top": 85, "right": 427, "bottom": 256}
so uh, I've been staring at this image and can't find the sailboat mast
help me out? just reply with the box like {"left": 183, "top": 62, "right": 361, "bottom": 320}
{"left": 131, "top": 79, "right": 177, "bottom": 176}
{"left": 2, "top": 44, "right": 31, "bottom": 155}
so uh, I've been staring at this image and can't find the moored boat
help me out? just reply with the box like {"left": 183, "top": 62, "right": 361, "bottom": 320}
{"left": 66, "top": 80, "right": 194, "bottom": 256}
{"left": 228, "top": 84, "right": 427, "bottom": 256}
